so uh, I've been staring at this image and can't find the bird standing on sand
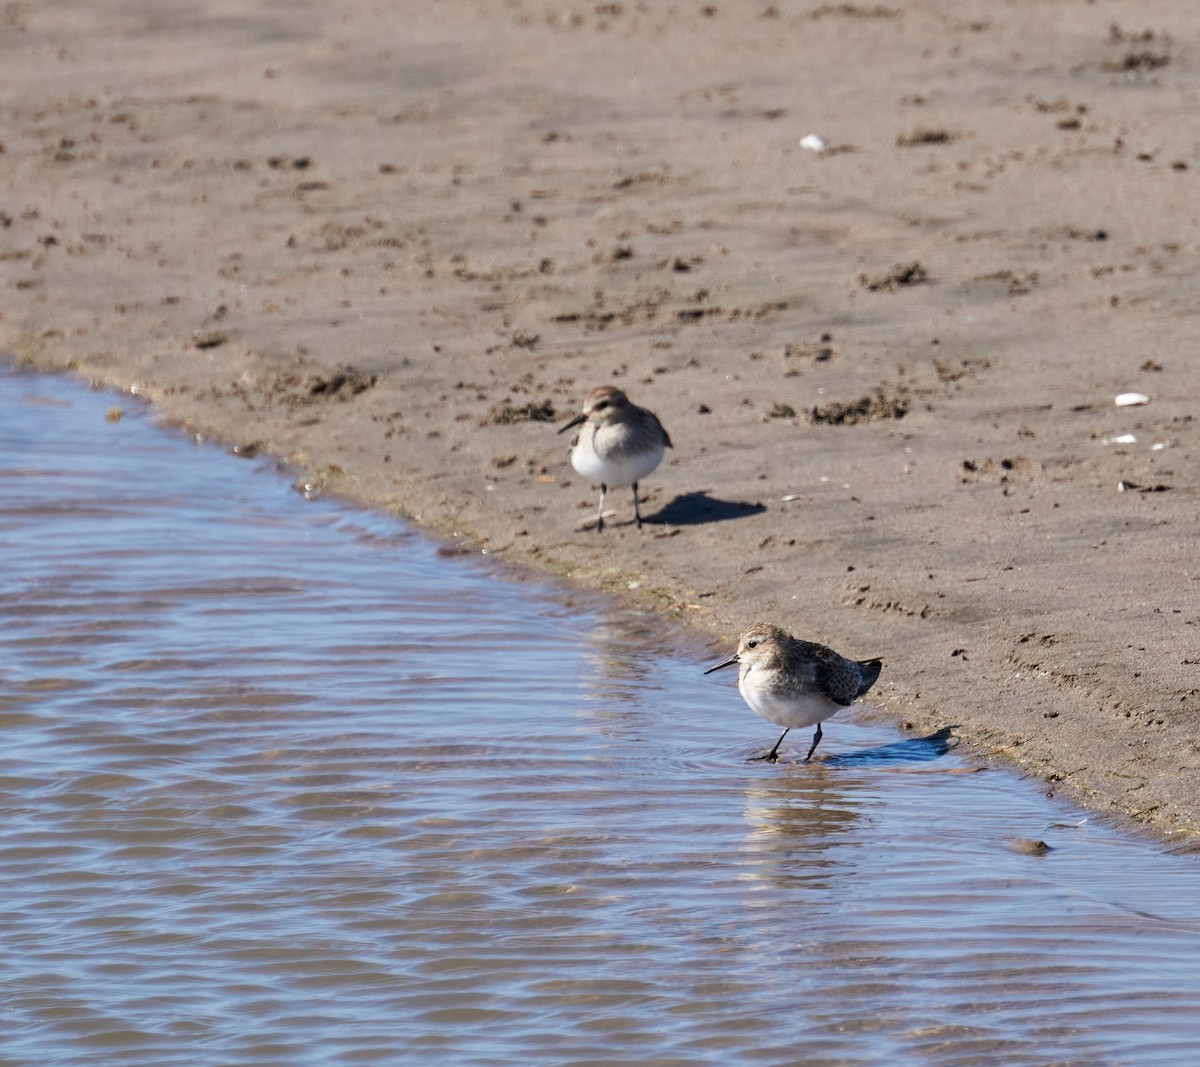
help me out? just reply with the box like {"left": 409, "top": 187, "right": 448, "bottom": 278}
{"left": 558, "top": 386, "right": 672, "bottom": 531}
{"left": 705, "top": 623, "right": 882, "bottom": 762}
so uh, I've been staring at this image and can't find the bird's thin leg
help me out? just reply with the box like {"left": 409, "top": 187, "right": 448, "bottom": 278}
{"left": 752, "top": 728, "right": 789, "bottom": 762}
{"left": 596, "top": 484, "right": 607, "bottom": 532}
{"left": 804, "top": 722, "right": 824, "bottom": 761}
{"left": 632, "top": 481, "right": 642, "bottom": 528}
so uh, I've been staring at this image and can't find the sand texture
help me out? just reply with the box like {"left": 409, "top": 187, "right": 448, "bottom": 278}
{"left": 3, "top": 1, "right": 1198, "bottom": 836}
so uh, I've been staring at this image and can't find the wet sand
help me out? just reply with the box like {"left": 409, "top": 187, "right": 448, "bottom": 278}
{"left": 3, "top": 1, "right": 1198, "bottom": 836}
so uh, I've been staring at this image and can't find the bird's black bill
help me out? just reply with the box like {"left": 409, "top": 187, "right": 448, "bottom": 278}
{"left": 703, "top": 655, "right": 738, "bottom": 675}
{"left": 557, "top": 412, "right": 587, "bottom": 434}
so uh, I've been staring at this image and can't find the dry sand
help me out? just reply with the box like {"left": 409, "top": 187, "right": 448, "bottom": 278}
{"left": 3, "top": 1, "right": 1198, "bottom": 837}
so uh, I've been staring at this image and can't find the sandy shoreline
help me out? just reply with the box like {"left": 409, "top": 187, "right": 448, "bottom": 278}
{"left": 4, "top": 1, "right": 1198, "bottom": 838}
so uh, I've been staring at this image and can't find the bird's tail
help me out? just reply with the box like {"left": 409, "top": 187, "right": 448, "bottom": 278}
{"left": 856, "top": 658, "right": 883, "bottom": 698}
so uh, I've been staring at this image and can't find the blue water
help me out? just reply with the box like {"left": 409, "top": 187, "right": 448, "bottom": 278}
{"left": 2, "top": 364, "right": 1200, "bottom": 1067}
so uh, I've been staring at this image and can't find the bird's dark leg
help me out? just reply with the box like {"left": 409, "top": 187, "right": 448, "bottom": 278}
{"left": 632, "top": 481, "right": 642, "bottom": 528}
{"left": 752, "top": 728, "right": 789, "bottom": 762}
{"left": 804, "top": 722, "right": 824, "bottom": 761}
{"left": 596, "top": 484, "right": 607, "bottom": 532}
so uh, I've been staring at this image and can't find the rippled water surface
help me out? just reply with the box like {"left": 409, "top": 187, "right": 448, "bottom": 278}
{"left": 3, "top": 366, "right": 1200, "bottom": 1066}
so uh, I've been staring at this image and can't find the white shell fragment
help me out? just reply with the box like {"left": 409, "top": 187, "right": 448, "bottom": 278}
{"left": 1102, "top": 433, "right": 1137, "bottom": 445}
{"left": 799, "top": 134, "right": 826, "bottom": 153}
{"left": 1114, "top": 392, "right": 1150, "bottom": 407}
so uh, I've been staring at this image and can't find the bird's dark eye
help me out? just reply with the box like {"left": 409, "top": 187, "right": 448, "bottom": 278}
{"left": 595, "top": 401, "right": 609, "bottom": 411}
{"left": 747, "top": 639, "right": 758, "bottom": 649}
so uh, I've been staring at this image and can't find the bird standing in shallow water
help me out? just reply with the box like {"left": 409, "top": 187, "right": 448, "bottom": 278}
{"left": 558, "top": 386, "right": 672, "bottom": 531}
{"left": 705, "top": 623, "right": 883, "bottom": 762}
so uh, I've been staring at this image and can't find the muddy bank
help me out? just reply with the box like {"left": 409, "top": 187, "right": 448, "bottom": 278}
{"left": 3, "top": 1, "right": 1198, "bottom": 836}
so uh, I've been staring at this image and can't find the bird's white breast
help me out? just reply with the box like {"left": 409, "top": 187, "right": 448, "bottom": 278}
{"left": 737, "top": 666, "right": 838, "bottom": 729}
{"left": 570, "top": 426, "right": 664, "bottom": 487}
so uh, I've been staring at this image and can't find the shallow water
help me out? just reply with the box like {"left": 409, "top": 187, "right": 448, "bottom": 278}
{"left": 2, "top": 365, "right": 1200, "bottom": 1067}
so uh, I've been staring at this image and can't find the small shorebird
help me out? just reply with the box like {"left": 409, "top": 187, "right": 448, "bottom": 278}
{"left": 558, "top": 386, "right": 672, "bottom": 531}
{"left": 705, "top": 623, "right": 882, "bottom": 762}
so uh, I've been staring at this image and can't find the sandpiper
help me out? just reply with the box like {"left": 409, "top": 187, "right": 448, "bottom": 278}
{"left": 705, "top": 623, "right": 882, "bottom": 762}
{"left": 557, "top": 386, "right": 672, "bottom": 531}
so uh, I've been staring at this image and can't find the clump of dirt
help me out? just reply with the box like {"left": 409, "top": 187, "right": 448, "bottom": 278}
{"left": 553, "top": 289, "right": 787, "bottom": 331}
{"left": 271, "top": 365, "right": 377, "bottom": 404}
{"left": 1102, "top": 51, "right": 1170, "bottom": 73}
{"left": 896, "top": 128, "right": 955, "bottom": 146}
{"left": 481, "top": 399, "right": 557, "bottom": 425}
{"left": 860, "top": 261, "right": 930, "bottom": 291}
{"left": 809, "top": 4, "right": 900, "bottom": 19}
{"left": 810, "top": 387, "right": 909, "bottom": 425}
{"left": 784, "top": 341, "right": 836, "bottom": 362}
{"left": 973, "top": 269, "right": 1038, "bottom": 295}
{"left": 934, "top": 355, "right": 992, "bottom": 383}
{"left": 960, "top": 455, "right": 1039, "bottom": 484}
{"left": 1116, "top": 479, "right": 1173, "bottom": 493}
{"left": 309, "top": 366, "right": 377, "bottom": 399}
{"left": 192, "top": 331, "right": 229, "bottom": 350}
